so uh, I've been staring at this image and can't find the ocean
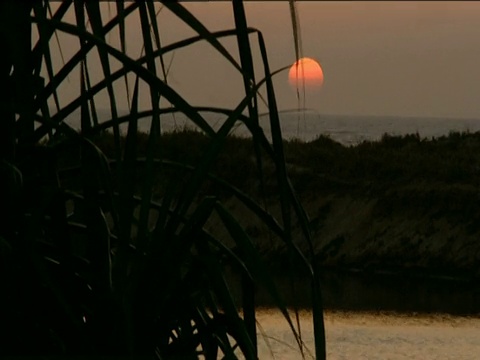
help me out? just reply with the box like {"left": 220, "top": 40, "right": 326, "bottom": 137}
{"left": 199, "top": 110, "right": 480, "bottom": 146}
{"left": 63, "top": 109, "right": 480, "bottom": 146}
{"left": 272, "top": 111, "right": 480, "bottom": 145}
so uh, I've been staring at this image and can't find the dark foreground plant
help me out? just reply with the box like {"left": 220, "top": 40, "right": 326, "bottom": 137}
{"left": 0, "top": 1, "right": 326, "bottom": 359}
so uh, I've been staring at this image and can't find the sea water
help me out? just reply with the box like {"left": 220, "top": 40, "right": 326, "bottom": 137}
{"left": 205, "top": 111, "right": 480, "bottom": 145}
{"left": 272, "top": 112, "right": 480, "bottom": 145}
{"left": 62, "top": 108, "right": 480, "bottom": 145}
{"left": 67, "top": 109, "right": 480, "bottom": 146}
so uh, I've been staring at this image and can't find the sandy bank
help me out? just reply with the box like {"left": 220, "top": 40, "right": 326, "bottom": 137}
{"left": 207, "top": 184, "right": 480, "bottom": 281}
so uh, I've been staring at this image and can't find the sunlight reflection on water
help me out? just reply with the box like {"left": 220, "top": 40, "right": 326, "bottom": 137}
{"left": 252, "top": 309, "right": 480, "bottom": 360}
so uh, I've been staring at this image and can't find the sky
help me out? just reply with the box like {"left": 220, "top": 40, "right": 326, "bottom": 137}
{"left": 48, "top": 1, "right": 480, "bottom": 120}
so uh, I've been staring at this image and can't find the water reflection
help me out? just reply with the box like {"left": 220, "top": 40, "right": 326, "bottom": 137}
{"left": 255, "top": 309, "right": 480, "bottom": 360}
{"left": 318, "top": 270, "right": 480, "bottom": 315}
{"left": 228, "top": 268, "right": 480, "bottom": 315}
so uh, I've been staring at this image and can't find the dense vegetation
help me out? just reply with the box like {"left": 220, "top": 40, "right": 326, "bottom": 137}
{"left": 286, "top": 131, "right": 480, "bottom": 190}
{"left": 89, "top": 129, "right": 480, "bottom": 198}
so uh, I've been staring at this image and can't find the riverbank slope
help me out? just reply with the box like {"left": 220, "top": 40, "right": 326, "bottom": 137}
{"left": 87, "top": 130, "right": 480, "bottom": 281}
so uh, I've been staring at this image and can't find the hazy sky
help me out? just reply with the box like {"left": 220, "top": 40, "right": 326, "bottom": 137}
{"left": 50, "top": 1, "right": 480, "bottom": 119}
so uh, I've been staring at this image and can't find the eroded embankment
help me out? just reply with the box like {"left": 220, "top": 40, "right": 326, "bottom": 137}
{"left": 88, "top": 130, "right": 480, "bottom": 280}
{"left": 305, "top": 185, "right": 480, "bottom": 278}
{"left": 208, "top": 182, "right": 480, "bottom": 282}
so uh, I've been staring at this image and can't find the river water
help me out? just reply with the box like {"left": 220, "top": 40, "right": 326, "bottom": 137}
{"left": 223, "top": 269, "right": 480, "bottom": 359}
{"left": 253, "top": 309, "right": 480, "bottom": 360}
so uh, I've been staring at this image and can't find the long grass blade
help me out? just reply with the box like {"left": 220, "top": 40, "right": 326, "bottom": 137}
{"left": 31, "top": 0, "right": 72, "bottom": 77}
{"left": 80, "top": 61, "right": 91, "bottom": 135}
{"left": 288, "top": 0, "right": 303, "bottom": 64}
{"left": 159, "top": 157, "right": 283, "bottom": 232}
{"left": 231, "top": 0, "right": 268, "bottom": 227}
{"left": 115, "top": 0, "right": 130, "bottom": 109}
{"left": 75, "top": 3, "right": 100, "bottom": 129}
{"left": 162, "top": 2, "right": 243, "bottom": 74}
{"left": 84, "top": 2, "right": 121, "bottom": 166}
{"left": 114, "top": 76, "right": 141, "bottom": 292}
{"left": 135, "top": 2, "right": 162, "bottom": 251}
{"left": 146, "top": 1, "right": 169, "bottom": 86}
{"left": 288, "top": 0, "right": 307, "bottom": 129}
{"left": 169, "top": 65, "right": 289, "bottom": 228}
{"left": 32, "top": 2, "right": 61, "bottom": 112}
{"left": 195, "top": 229, "right": 256, "bottom": 359}
{"left": 257, "top": 28, "right": 327, "bottom": 359}
{"left": 215, "top": 203, "right": 306, "bottom": 354}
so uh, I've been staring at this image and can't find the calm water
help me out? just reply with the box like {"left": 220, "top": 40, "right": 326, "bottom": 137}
{"left": 252, "top": 309, "right": 480, "bottom": 360}
{"left": 65, "top": 109, "right": 480, "bottom": 145}
{"left": 227, "top": 269, "right": 480, "bottom": 315}
{"left": 152, "top": 111, "right": 480, "bottom": 145}
{"left": 224, "top": 270, "right": 480, "bottom": 359}
{"left": 270, "top": 111, "right": 480, "bottom": 145}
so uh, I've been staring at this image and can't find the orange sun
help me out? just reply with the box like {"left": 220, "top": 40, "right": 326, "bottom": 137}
{"left": 288, "top": 57, "right": 324, "bottom": 90}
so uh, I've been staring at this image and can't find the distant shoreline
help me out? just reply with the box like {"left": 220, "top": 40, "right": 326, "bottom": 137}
{"left": 63, "top": 108, "right": 480, "bottom": 145}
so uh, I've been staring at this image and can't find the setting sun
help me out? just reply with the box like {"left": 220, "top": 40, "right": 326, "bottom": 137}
{"left": 288, "top": 57, "right": 324, "bottom": 90}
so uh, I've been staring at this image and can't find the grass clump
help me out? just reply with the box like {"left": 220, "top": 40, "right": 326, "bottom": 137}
{"left": 0, "top": 1, "right": 326, "bottom": 359}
